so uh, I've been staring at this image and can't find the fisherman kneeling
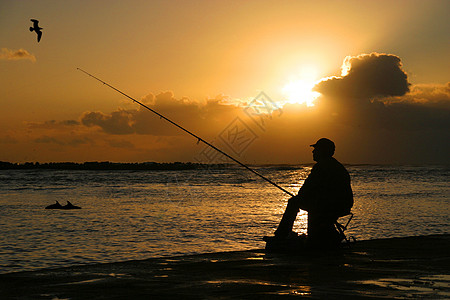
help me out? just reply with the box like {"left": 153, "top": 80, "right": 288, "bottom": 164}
{"left": 268, "top": 138, "right": 353, "bottom": 249}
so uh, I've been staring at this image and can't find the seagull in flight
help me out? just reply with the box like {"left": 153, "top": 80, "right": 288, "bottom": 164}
{"left": 29, "top": 19, "right": 43, "bottom": 42}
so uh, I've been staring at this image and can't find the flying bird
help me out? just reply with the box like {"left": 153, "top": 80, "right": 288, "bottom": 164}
{"left": 29, "top": 19, "right": 43, "bottom": 42}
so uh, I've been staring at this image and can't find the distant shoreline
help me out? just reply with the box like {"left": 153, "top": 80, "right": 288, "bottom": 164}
{"left": 1, "top": 161, "right": 447, "bottom": 170}
{"left": 0, "top": 161, "right": 229, "bottom": 171}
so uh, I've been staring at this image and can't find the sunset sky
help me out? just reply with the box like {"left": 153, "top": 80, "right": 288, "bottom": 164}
{"left": 1, "top": 0, "right": 449, "bottom": 164}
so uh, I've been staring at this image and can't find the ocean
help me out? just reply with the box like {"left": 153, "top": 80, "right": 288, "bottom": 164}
{"left": 0, "top": 164, "right": 448, "bottom": 274}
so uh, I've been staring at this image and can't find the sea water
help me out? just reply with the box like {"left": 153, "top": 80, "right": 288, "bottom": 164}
{"left": 0, "top": 165, "right": 448, "bottom": 274}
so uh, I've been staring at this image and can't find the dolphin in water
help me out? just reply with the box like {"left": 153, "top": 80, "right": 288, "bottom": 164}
{"left": 62, "top": 201, "right": 81, "bottom": 210}
{"left": 45, "top": 201, "right": 63, "bottom": 209}
{"left": 29, "top": 19, "right": 43, "bottom": 42}
{"left": 45, "top": 201, "right": 81, "bottom": 209}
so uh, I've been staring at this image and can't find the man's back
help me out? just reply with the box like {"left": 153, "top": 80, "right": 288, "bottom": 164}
{"left": 298, "top": 157, "right": 353, "bottom": 218}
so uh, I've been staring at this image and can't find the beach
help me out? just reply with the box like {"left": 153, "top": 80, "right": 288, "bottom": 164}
{"left": 1, "top": 234, "right": 449, "bottom": 299}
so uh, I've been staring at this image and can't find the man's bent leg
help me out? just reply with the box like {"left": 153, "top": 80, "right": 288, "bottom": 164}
{"left": 274, "top": 197, "right": 301, "bottom": 237}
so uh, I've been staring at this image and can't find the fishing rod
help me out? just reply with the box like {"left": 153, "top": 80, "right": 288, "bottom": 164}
{"left": 77, "top": 68, "right": 294, "bottom": 197}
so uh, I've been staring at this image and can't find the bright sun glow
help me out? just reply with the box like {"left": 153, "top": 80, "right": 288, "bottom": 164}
{"left": 282, "top": 67, "right": 321, "bottom": 106}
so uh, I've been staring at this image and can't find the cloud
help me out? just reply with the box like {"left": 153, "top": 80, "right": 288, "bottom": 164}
{"left": 315, "top": 52, "right": 410, "bottom": 101}
{"left": 378, "top": 82, "right": 450, "bottom": 130}
{"left": 0, "top": 48, "right": 36, "bottom": 62}
{"left": 34, "top": 136, "right": 66, "bottom": 145}
{"left": 80, "top": 91, "right": 242, "bottom": 136}
{"left": 34, "top": 135, "right": 93, "bottom": 146}
{"left": 304, "top": 53, "right": 449, "bottom": 163}
{"left": 81, "top": 110, "right": 135, "bottom": 134}
{"left": 0, "top": 135, "right": 18, "bottom": 144}
{"left": 382, "top": 82, "right": 450, "bottom": 106}
{"left": 311, "top": 53, "right": 450, "bottom": 130}
{"left": 316, "top": 79, "right": 450, "bottom": 131}
{"left": 106, "top": 139, "right": 135, "bottom": 149}
{"left": 27, "top": 120, "right": 80, "bottom": 129}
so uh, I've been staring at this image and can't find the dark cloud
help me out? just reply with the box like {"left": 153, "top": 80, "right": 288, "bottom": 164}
{"left": 34, "top": 135, "right": 92, "bottom": 146}
{"left": 0, "top": 135, "right": 18, "bottom": 144}
{"left": 80, "top": 92, "right": 242, "bottom": 136}
{"left": 67, "top": 137, "right": 93, "bottom": 146}
{"left": 27, "top": 120, "right": 80, "bottom": 129}
{"left": 311, "top": 53, "right": 449, "bottom": 131}
{"left": 314, "top": 61, "right": 449, "bottom": 162}
{"left": 34, "top": 136, "right": 66, "bottom": 145}
{"left": 0, "top": 48, "right": 36, "bottom": 62}
{"left": 378, "top": 83, "right": 450, "bottom": 130}
{"left": 382, "top": 82, "right": 450, "bottom": 107}
{"left": 106, "top": 139, "right": 135, "bottom": 149}
{"left": 315, "top": 52, "right": 410, "bottom": 101}
{"left": 306, "top": 53, "right": 449, "bottom": 163}
{"left": 81, "top": 110, "right": 135, "bottom": 134}
{"left": 316, "top": 80, "right": 450, "bottom": 132}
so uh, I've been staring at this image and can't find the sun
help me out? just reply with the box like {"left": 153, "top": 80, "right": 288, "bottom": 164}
{"left": 282, "top": 68, "right": 321, "bottom": 106}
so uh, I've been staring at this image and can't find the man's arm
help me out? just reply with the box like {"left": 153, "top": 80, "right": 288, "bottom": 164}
{"left": 295, "top": 164, "right": 323, "bottom": 211}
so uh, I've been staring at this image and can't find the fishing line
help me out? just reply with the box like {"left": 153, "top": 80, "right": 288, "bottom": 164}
{"left": 77, "top": 68, "right": 294, "bottom": 197}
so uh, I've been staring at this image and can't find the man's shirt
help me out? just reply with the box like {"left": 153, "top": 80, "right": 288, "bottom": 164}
{"left": 297, "top": 157, "right": 353, "bottom": 217}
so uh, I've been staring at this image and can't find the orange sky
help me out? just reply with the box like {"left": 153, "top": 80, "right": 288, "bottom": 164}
{"left": 0, "top": 0, "right": 449, "bottom": 164}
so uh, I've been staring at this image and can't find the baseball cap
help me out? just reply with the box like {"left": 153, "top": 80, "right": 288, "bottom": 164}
{"left": 310, "top": 138, "right": 335, "bottom": 152}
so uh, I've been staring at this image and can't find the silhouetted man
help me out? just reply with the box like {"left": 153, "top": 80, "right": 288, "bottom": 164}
{"left": 274, "top": 138, "right": 353, "bottom": 247}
